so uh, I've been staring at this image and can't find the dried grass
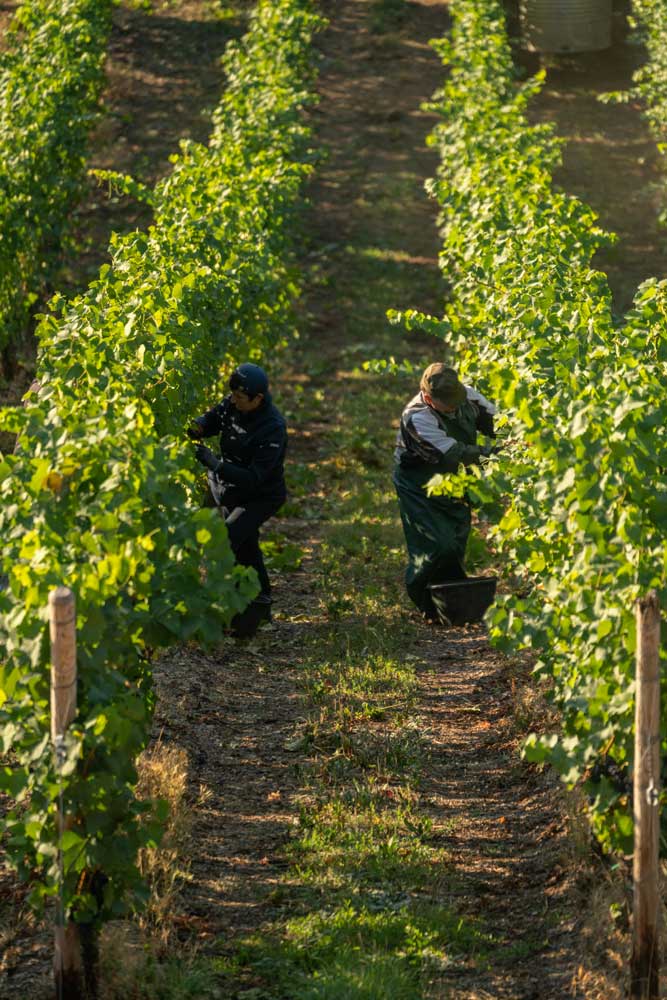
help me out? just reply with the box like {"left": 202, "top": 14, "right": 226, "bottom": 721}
{"left": 97, "top": 743, "right": 219, "bottom": 999}
{"left": 570, "top": 867, "right": 629, "bottom": 1000}
{"left": 135, "top": 741, "right": 192, "bottom": 943}
{"left": 98, "top": 920, "right": 219, "bottom": 1000}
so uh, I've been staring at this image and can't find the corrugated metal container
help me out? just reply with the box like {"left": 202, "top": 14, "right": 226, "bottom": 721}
{"left": 520, "top": 0, "right": 612, "bottom": 52}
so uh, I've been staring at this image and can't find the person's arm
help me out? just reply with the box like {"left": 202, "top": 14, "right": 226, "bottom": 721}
{"left": 190, "top": 400, "right": 227, "bottom": 439}
{"left": 466, "top": 386, "right": 496, "bottom": 437}
{"left": 409, "top": 409, "right": 482, "bottom": 471}
{"left": 436, "top": 441, "right": 483, "bottom": 472}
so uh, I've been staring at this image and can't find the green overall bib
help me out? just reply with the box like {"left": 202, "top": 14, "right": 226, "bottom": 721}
{"left": 393, "top": 402, "right": 478, "bottom": 617}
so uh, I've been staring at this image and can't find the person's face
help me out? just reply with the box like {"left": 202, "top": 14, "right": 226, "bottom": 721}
{"left": 231, "top": 388, "right": 263, "bottom": 412}
{"left": 423, "top": 391, "right": 457, "bottom": 414}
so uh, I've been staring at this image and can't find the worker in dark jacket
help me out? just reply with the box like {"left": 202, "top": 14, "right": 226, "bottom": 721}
{"left": 394, "top": 363, "right": 497, "bottom": 620}
{"left": 189, "top": 363, "right": 287, "bottom": 631}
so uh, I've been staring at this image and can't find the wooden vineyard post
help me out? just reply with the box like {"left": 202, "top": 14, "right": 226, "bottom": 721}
{"left": 49, "top": 587, "right": 84, "bottom": 1000}
{"left": 631, "top": 591, "right": 661, "bottom": 1000}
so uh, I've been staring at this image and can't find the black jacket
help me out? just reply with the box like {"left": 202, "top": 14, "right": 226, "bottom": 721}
{"left": 196, "top": 393, "right": 287, "bottom": 505}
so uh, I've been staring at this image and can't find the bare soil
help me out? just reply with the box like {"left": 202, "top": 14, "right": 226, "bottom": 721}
{"left": 0, "top": 2, "right": 18, "bottom": 47}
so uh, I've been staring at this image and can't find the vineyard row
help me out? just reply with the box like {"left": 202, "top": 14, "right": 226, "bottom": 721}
{"left": 0, "top": 0, "right": 114, "bottom": 356}
{"left": 0, "top": 0, "right": 321, "bottom": 927}
{"left": 392, "top": 0, "right": 667, "bottom": 853}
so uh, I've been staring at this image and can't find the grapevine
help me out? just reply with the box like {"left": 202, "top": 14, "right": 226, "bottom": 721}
{"left": 0, "top": 0, "right": 114, "bottom": 356}
{"left": 391, "top": 0, "right": 667, "bottom": 853}
{"left": 0, "top": 0, "right": 321, "bottom": 929}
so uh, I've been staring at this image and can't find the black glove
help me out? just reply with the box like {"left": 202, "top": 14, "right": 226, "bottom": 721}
{"left": 480, "top": 443, "right": 502, "bottom": 458}
{"left": 187, "top": 419, "right": 204, "bottom": 440}
{"left": 194, "top": 444, "right": 221, "bottom": 472}
{"left": 461, "top": 445, "right": 483, "bottom": 467}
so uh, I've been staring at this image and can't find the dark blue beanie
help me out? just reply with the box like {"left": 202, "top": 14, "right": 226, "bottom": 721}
{"left": 229, "top": 363, "right": 269, "bottom": 398}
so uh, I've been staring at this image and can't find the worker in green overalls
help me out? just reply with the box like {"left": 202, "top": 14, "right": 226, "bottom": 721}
{"left": 393, "top": 363, "right": 497, "bottom": 620}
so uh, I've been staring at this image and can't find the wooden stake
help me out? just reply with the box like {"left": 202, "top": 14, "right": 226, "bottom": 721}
{"left": 50, "top": 587, "right": 77, "bottom": 742}
{"left": 49, "top": 587, "right": 84, "bottom": 1000}
{"left": 631, "top": 590, "right": 661, "bottom": 1000}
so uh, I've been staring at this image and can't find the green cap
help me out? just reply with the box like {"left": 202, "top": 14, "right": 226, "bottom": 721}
{"left": 420, "top": 363, "right": 466, "bottom": 408}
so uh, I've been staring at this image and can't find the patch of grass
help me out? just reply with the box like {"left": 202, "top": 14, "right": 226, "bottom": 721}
{"left": 229, "top": 901, "right": 490, "bottom": 999}
{"left": 316, "top": 526, "right": 407, "bottom": 619}
{"left": 311, "top": 728, "right": 421, "bottom": 784}
{"left": 308, "top": 654, "right": 414, "bottom": 721}
{"left": 497, "top": 930, "right": 548, "bottom": 964}
{"left": 290, "top": 794, "right": 446, "bottom": 892}
{"left": 285, "top": 460, "right": 319, "bottom": 497}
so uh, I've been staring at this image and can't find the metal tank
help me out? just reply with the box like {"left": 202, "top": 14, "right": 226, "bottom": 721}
{"left": 520, "top": 0, "right": 613, "bottom": 52}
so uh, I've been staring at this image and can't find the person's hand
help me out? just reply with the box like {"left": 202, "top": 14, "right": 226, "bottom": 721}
{"left": 187, "top": 421, "right": 204, "bottom": 440}
{"left": 194, "top": 444, "right": 221, "bottom": 472}
{"left": 480, "top": 443, "right": 502, "bottom": 458}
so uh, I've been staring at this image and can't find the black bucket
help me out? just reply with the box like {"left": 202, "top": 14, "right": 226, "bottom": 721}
{"left": 428, "top": 576, "right": 497, "bottom": 626}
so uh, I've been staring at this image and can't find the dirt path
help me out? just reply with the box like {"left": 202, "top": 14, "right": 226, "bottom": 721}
{"left": 521, "top": 8, "right": 667, "bottom": 314}
{"left": 148, "top": 0, "right": 449, "bottom": 949}
{"left": 415, "top": 632, "right": 587, "bottom": 998}
{"left": 267, "top": 2, "right": 612, "bottom": 995}
{"left": 152, "top": 621, "right": 309, "bottom": 942}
